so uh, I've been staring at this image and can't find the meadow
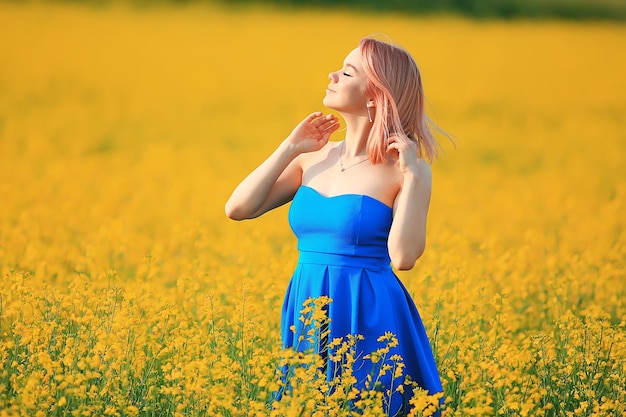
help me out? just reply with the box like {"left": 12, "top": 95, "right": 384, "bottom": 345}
{"left": 0, "top": 2, "right": 625, "bottom": 416}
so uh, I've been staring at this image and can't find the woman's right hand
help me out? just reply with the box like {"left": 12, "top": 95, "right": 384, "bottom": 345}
{"left": 285, "top": 112, "right": 340, "bottom": 154}
{"left": 225, "top": 112, "right": 339, "bottom": 220}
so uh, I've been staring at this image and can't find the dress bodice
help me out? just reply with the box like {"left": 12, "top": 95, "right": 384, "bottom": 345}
{"left": 288, "top": 186, "right": 393, "bottom": 262}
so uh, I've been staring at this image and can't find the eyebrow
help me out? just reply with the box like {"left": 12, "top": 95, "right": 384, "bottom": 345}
{"left": 344, "top": 62, "right": 359, "bottom": 73}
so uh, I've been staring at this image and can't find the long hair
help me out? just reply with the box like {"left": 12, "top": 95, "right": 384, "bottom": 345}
{"left": 359, "top": 37, "right": 444, "bottom": 164}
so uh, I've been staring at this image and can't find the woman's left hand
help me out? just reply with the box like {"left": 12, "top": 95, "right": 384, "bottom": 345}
{"left": 386, "top": 135, "right": 420, "bottom": 176}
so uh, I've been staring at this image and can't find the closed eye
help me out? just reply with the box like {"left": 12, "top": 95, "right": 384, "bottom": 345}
{"left": 343, "top": 72, "right": 352, "bottom": 77}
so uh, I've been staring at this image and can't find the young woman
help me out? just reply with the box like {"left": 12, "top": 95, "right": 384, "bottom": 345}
{"left": 225, "top": 36, "right": 444, "bottom": 415}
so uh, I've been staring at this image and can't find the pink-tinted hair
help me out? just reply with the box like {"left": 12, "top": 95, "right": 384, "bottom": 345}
{"left": 359, "top": 37, "right": 443, "bottom": 164}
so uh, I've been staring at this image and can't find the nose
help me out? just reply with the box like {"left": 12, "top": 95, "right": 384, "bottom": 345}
{"left": 328, "top": 71, "right": 338, "bottom": 83}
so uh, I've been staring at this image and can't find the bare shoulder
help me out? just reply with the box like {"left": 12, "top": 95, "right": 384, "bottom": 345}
{"left": 388, "top": 158, "right": 433, "bottom": 202}
{"left": 387, "top": 157, "right": 432, "bottom": 185}
{"left": 299, "top": 141, "right": 341, "bottom": 168}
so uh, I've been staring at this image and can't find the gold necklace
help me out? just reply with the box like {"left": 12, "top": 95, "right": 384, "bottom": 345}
{"left": 339, "top": 141, "right": 369, "bottom": 172}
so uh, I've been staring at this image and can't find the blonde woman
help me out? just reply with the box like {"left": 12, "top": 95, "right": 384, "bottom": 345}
{"left": 226, "top": 36, "right": 444, "bottom": 415}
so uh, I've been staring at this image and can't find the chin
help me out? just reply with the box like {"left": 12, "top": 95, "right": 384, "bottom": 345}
{"left": 322, "top": 98, "right": 336, "bottom": 110}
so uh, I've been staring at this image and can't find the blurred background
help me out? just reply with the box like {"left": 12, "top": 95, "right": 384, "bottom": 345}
{"left": 221, "top": 0, "right": 626, "bottom": 20}
{"left": 1, "top": 0, "right": 625, "bottom": 415}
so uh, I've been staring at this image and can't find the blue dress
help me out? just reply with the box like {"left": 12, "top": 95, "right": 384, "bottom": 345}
{"left": 280, "top": 185, "right": 443, "bottom": 415}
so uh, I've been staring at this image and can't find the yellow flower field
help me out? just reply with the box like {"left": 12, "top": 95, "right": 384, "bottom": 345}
{"left": 0, "top": 2, "right": 625, "bottom": 416}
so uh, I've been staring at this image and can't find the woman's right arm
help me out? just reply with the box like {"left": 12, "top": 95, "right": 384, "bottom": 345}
{"left": 225, "top": 112, "right": 339, "bottom": 220}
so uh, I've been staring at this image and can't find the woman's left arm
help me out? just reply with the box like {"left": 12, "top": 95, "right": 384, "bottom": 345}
{"left": 387, "top": 138, "right": 433, "bottom": 271}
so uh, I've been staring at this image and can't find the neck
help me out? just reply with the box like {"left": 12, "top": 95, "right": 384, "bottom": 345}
{"left": 340, "top": 113, "right": 372, "bottom": 159}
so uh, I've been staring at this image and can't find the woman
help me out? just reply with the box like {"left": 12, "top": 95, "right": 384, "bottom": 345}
{"left": 225, "top": 36, "right": 444, "bottom": 415}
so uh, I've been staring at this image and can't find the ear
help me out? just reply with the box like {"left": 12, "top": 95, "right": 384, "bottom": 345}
{"left": 366, "top": 99, "right": 375, "bottom": 108}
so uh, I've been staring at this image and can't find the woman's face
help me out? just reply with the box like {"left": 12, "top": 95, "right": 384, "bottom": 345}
{"left": 323, "top": 48, "right": 370, "bottom": 115}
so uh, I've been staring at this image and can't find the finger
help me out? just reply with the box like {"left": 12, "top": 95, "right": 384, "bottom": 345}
{"left": 387, "top": 144, "right": 406, "bottom": 158}
{"left": 324, "top": 121, "right": 341, "bottom": 133}
{"left": 386, "top": 146, "right": 400, "bottom": 158}
{"left": 305, "top": 112, "right": 324, "bottom": 123}
{"left": 386, "top": 142, "right": 402, "bottom": 152}
{"left": 317, "top": 120, "right": 338, "bottom": 133}
{"left": 317, "top": 114, "right": 337, "bottom": 124}
{"left": 318, "top": 114, "right": 335, "bottom": 124}
{"left": 311, "top": 116, "right": 330, "bottom": 128}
